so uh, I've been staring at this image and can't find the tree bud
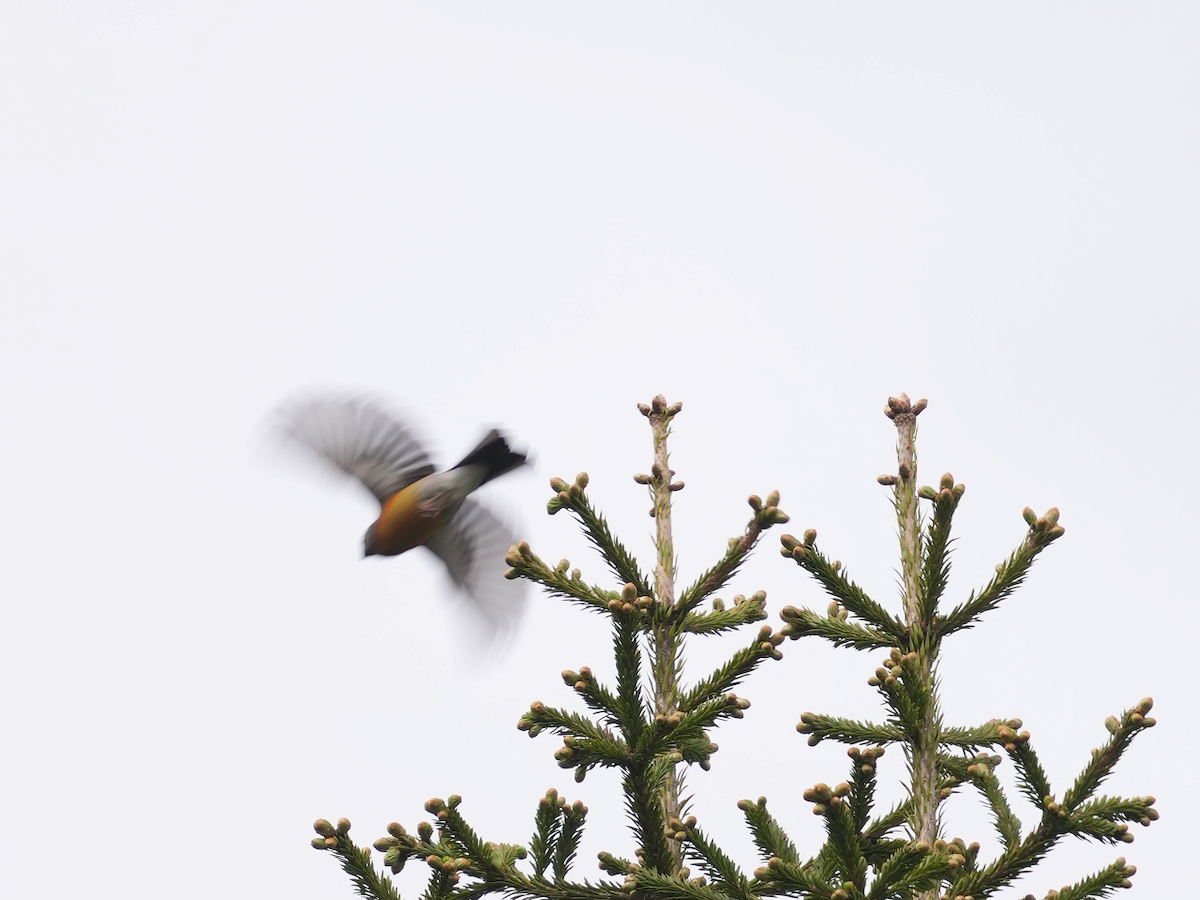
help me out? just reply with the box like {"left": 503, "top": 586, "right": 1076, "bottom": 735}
{"left": 804, "top": 529, "right": 817, "bottom": 546}
{"left": 878, "top": 474, "right": 897, "bottom": 485}
{"left": 549, "top": 477, "right": 569, "bottom": 492}
{"left": 803, "top": 783, "right": 833, "bottom": 803}
{"left": 633, "top": 473, "right": 651, "bottom": 484}
{"left": 1023, "top": 507, "right": 1037, "bottom": 526}
{"left": 314, "top": 819, "right": 336, "bottom": 838}
{"left": 766, "top": 490, "right": 780, "bottom": 508}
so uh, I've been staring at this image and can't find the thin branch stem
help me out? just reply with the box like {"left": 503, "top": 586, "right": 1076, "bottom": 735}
{"left": 644, "top": 394, "right": 684, "bottom": 872}
{"left": 885, "top": 394, "right": 940, "bottom": 900}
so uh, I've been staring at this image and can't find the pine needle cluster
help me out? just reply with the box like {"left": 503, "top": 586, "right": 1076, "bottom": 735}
{"left": 311, "top": 395, "right": 1158, "bottom": 900}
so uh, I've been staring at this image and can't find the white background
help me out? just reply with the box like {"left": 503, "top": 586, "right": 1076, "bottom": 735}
{"left": 2, "top": 3, "right": 1194, "bottom": 898}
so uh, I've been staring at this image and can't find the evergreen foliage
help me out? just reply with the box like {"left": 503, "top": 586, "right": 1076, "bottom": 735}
{"left": 312, "top": 395, "right": 1158, "bottom": 900}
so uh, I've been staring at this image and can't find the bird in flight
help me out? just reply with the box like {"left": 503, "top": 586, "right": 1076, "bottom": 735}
{"left": 273, "top": 391, "right": 528, "bottom": 631}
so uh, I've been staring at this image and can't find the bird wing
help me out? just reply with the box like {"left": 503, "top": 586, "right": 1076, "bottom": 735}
{"left": 423, "top": 498, "right": 527, "bottom": 630}
{"left": 275, "top": 393, "right": 436, "bottom": 504}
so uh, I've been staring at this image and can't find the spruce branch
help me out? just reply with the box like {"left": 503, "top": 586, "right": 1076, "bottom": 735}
{"left": 626, "top": 868, "right": 745, "bottom": 900}
{"left": 778, "top": 532, "right": 906, "bottom": 641}
{"left": 558, "top": 666, "right": 628, "bottom": 729}
{"left": 805, "top": 782, "right": 867, "bottom": 891}
{"left": 553, "top": 800, "right": 588, "bottom": 881}
{"left": 1072, "top": 795, "right": 1160, "bottom": 831}
{"left": 964, "top": 756, "right": 1023, "bottom": 850}
{"left": 861, "top": 801, "right": 912, "bottom": 844}
{"left": 504, "top": 543, "right": 620, "bottom": 614}
{"left": 778, "top": 603, "right": 896, "bottom": 651}
{"left": 669, "top": 814, "right": 753, "bottom": 899}
{"left": 612, "top": 596, "right": 649, "bottom": 745}
{"left": 547, "top": 473, "right": 654, "bottom": 598}
{"left": 933, "top": 750, "right": 999, "bottom": 785}
{"left": 939, "top": 720, "right": 1023, "bottom": 750}
{"left": 677, "top": 495, "right": 790, "bottom": 614}
{"left": 916, "top": 473, "right": 963, "bottom": 623}
{"left": 1003, "top": 728, "right": 1054, "bottom": 808}
{"left": 796, "top": 712, "right": 907, "bottom": 747}
{"left": 676, "top": 626, "right": 783, "bottom": 712}
{"left": 749, "top": 855, "right": 837, "bottom": 899}
{"left": 737, "top": 796, "right": 801, "bottom": 867}
{"left": 846, "top": 747, "right": 885, "bottom": 833}
{"left": 680, "top": 592, "right": 770, "bottom": 635}
{"left": 313, "top": 818, "right": 404, "bottom": 900}
{"left": 864, "top": 842, "right": 934, "bottom": 900}
{"left": 530, "top": 791, "right": 566, "bottom": 878}
{"left": 1042, "top": 857, "right": 1140, "bottom": 900}
{"left": 641, "top": 692, "right": 753, "bottom": 762}
{"left": 1062, "top": 698, "right": 1157, "bottom": 812}
{"left": 518, "top": 702, "right": 625, "bottom": 749}
{"left": 623, "top": 757, "right": 676, "bottom": 873}
{"left": 935, "top": 506, "right": 1066, "bottom": 638}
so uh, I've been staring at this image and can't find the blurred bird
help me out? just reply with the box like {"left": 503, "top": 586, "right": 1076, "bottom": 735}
{"left": 273, "top": 392, "right": 528, "bottom": 630}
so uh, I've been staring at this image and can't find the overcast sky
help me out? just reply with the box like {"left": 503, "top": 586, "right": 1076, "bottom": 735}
{"left": 2, "top": 4, "right": 1196, "bottom": 898}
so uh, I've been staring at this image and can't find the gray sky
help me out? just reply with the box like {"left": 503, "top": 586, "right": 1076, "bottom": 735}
{"left": 2, "top": 4, "right": 1195, "bottom": 898}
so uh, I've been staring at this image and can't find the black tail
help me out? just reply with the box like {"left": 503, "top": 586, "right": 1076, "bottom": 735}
{"left": 451, "top": 429, "right": 527, "bottom": 485}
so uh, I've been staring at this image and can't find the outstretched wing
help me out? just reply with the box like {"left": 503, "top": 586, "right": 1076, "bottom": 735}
{"left": 423, "top": 498, "right": 527, "bottom": 631}
{"left": 275, "top": 392, "right": 436, "bottom": 504}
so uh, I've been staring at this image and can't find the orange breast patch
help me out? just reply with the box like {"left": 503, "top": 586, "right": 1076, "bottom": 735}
{"left": 371, "top": 482, "right": 451, "bottom": 555}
